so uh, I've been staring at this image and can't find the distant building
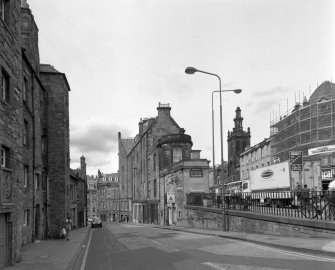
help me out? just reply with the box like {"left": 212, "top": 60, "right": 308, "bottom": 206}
{"left": 69, "top": 156, "right": 87, "bottom": 229}
{"left": 97, "top": 172, "right": 119, "bottom": 222}
{"left": 227, "top": 107, "right": 251, "bottom": 183}
{"left": 118, "top": 103, "right": 210, "bottom": 225}
{"left": 270, "top": 81, "right": 335, "bottom": 190}
{"left": 240, "top": 138, "right": 271, "bottom": 182}
{"left": 87, "top": 176, "right": 98, "bottom": 219}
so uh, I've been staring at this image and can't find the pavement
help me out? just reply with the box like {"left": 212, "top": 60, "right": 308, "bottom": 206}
{"left": 3, "top": 226, "right": 91, "bottom": 270}
{"left": 3, "top": 223, "right": 335, "bottom": 269}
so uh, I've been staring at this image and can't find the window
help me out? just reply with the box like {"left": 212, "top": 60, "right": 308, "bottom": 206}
{"left": 1, "top": 145, "right": 9, "bottom": 168}
{"left": 24, "top": 165, "right": 28, "bottom": 187}
{"left": 23, "top": 209, "right": 30, "bottom": 227}
{"left": 154, "top": 179, "right": 157, "bottom": 197}
{"left": 172, "top": 148, "right": 182, "bottom": 163}
{"left": 1, "top": 68, "right": 10, "bottom": 101}
{"left": 23, "top": 77, "right": 28, "bottom": 102}
{"left": 23, "top": 120, "right": 28, "bottom": 145}
{"left": 153, "top": 153, "right": 156, "bottom": 171}
{"left": 0, "top": 0, "right": 9, "bottom": 24}
{"left": 35, "top": 173, "right": 40, "bottom": 189}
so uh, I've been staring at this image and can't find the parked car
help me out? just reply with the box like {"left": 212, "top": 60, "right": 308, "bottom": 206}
{"left": 91, "top": 217, "right": 102, "bottom": 228}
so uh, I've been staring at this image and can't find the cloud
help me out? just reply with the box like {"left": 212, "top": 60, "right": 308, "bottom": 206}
{"left": 249, "top": 86, "right": 295, "bottom": 116}
{"left": 71, "top": 118, "right": 130, "bottom": 154}
{"left": 70, "top": 118, "right": 132, "bottom": 175}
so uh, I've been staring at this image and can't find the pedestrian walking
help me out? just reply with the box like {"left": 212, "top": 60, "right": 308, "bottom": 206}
{"left": 65, "top": 214, "right": 72, "bottom": 241}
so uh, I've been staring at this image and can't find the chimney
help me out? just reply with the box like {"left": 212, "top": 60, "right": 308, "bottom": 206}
{"left": 157, "top": 102, "right": 171, "bottom": 120}
{"left": 190, "top": 150, "right": 201, "bottom": 160}
{"left": 80, "top": 155, "right": 86, "bottom": 179}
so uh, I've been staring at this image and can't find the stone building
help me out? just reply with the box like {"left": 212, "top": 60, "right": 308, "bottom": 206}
{"left": 0, "top": 1, "right": 82, "bottom": 266}
{"left": 118, "top": 103, "right": 210, "bottom": 225}
{"left": 69, "top": 156, "right": 87, "bottom": 229}
{"left": 87, "top": 175, "right": 98, "bottom": 219}
{"left": 239, "top": 138, "right": 271, "bottom": 183}
{"left": 270, "top": 81, "right": 335, "bottom": 190}
{"left": 227, "top": 107, "right": 251, "bottom": 183}
{"left": 97, "top": 172, "right": 120, "bottom": 222}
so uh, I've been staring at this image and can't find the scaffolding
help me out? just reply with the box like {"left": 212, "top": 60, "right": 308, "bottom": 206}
{"left": 270, "top": 82, "right": 335, "bottom": 163}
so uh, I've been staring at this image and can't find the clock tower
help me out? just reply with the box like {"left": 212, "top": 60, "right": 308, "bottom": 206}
{"left": 227, "top": 107, "right": 251, "bottom": 182}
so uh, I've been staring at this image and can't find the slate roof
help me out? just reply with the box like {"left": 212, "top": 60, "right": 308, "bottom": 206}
{"left": 40, "top": 64, "right": 60, "bottom": 73}
{"left": 121, "top": 138, "right": 136, "bottom": 155}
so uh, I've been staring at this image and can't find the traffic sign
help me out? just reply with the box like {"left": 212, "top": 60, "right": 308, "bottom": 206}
{"left": 289, "top": 151, "right": 302, "bottom": 171}
{"left": 167, "top": 191, "right": 175, "bottom": 203}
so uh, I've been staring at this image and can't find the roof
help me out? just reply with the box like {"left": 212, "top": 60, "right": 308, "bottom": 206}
{"left": 309, "top": 81, "right": 335, "bottom": 104}
{"left": 40, "top": 64, "right": 60, "bottom": 73}
{"left": 39, "top": 64, "right": 71, "bottom": 91}
{"left": 120, "top": 138, "right": 135, "bottom": 155}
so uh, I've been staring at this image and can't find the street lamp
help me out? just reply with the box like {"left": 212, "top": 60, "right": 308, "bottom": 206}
{"left": 211, "top": 89, "right": 241, "bottom": 188}
{"left": 185, "top": 66, "right": 242, "bottom": 231}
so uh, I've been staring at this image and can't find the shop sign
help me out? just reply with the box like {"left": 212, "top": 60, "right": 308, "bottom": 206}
{"left": 321, "top": 168, "right": 335, "bottom": 180}
{"left": 308, "top": 145, "right": 335, "bottom": 156}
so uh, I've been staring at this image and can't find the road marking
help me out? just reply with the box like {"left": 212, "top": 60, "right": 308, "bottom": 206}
{"left": 151, "top": 239, "right": 161, "bottom": 245}
{"left": 238, "top": 241, "right": 335, "bottom": 262}
{"left": 202, "top": 262, "right": 226, "bottom": 270}
{"left": 80, "top": 229, "right": 93, "bottom": 270}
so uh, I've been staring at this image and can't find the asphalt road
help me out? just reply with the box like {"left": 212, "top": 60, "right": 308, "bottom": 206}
{"left": 80, "top": 223, "right": 335, "bottom": 270}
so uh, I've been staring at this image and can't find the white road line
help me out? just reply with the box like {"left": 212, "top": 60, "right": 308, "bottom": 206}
{"left": 239, "top": 241, "right": 335, "bottom": 262}
{"left": 202, "top": 262, "right": 226, "bottom": 270}
{"left": 80, "top": 229, "right": 93, "bottom": 270}
{"left": 151, "top": 239, "right": 161, "bottom": 245}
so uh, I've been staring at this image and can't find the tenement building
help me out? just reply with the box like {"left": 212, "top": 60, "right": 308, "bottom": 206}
{"left": 0, "top": 1, "right": 83, "bottom": 266}
{"left": 270, "top": 81, "right": 335, "bottom": 190}
{"left": 118, "top": 103, "right": 210, "bottom": 225}
{"left": 240, "top": 138, "right": 271, "bottom": 183}
{"left": 227, "top": 107, "right": 251, "bottom": 183}
{"left": 96, "top": 172, "right": 120, "bottom": 222}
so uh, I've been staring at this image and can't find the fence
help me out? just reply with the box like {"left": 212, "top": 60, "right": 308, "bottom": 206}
{"left": 186, "top": 191, "right": 335, "bottom": 222}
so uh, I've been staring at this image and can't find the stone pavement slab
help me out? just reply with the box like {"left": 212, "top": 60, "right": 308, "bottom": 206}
{"left": 3, "top": 226, "right": 90, "bottom": 270}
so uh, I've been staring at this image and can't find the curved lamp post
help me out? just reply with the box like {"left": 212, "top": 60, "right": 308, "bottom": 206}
{"left": 185, "top": 66, "right": 242, "bottom": 231}
{"left": 211, "top": 89, "right": 241, "bottom": 188}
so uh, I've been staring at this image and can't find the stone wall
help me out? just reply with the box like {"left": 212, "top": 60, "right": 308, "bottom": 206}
{"left": 182, "top": 205, "right": 335, "bottom": 238}
{"left": 39, "top": 71, "right": 70, "bottom": 237}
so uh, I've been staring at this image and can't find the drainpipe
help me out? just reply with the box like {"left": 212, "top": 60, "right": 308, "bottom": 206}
{"left": 31, "top": 70, "right": 36, "bottom": 242}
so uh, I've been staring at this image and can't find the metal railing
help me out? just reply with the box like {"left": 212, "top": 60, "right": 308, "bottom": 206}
{"left": 186, "top": 191, "right": 335, "bottom": 222}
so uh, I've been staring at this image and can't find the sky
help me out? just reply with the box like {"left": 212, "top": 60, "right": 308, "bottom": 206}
{"left": 27, "top": 0, "right": 335, "bottom": 176}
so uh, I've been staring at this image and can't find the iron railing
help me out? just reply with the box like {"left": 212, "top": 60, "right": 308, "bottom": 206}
{"left": 186, "top": 191, "right": 335, "bottom": 222}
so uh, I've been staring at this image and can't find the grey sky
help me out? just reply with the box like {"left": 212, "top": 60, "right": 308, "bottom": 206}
{"left": 28, "top": 0, "right": 335, "bottom": 175}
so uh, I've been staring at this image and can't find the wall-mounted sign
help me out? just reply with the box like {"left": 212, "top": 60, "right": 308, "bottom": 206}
{"left": 321, "top": 168, "right": 335, "bottom": 180}
{"left": 308, "top": 145, "right": 335, "bottom": 156}
{"left": 167, "top": 191, "right": 175, "bottom": 203}
{"left": 190, "top": 169, "right": 203, "bottom": 178}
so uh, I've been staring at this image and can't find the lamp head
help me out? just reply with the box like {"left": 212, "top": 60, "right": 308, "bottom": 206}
{"left": 234, "top": 89, "right": 242, "bottom": 94}
{"left": 185, "top": 67, "right": 198, "bottom": 74}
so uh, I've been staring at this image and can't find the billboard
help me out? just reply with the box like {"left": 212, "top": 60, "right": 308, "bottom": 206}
{"left": 250, "top": 161, "right": 290, "bottom": 191}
